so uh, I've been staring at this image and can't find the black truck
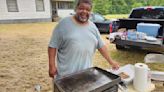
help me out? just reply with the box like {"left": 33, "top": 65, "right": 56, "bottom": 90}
{"left": 110, "top": 6, "right": 164, "bottom": 53}
{"left": 90, "top": 13, "right": 111, "bottom": 33}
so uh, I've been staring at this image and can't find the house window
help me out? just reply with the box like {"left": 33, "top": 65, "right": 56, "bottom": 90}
{"left": 36, "top": 0, "right": 45, "bottom": 11}
{"left": 6, "top": 0, "right": 19, "bottom": 12}
{"left": 58, "top": 1, "right": 73, "bottom": 9}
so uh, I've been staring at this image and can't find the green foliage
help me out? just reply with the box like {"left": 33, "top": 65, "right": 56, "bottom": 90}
{"left": 93, "top": 0, "right": 111, "bottom": 14}
{"left": 92, "top": 0, "right": 164, "bottom": 14}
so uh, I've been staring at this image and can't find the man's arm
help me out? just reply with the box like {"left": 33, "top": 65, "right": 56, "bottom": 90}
{"left": 98, "top": 45, "right": 119, "bottom": 70}
{"left": 48, "top": 47, "right": 57, "bottom": 78}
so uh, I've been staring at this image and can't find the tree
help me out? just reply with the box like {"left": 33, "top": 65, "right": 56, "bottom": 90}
{"left": 93, "top": 0, "right": 111, "bottom": 14}
{"left": 92, "top": 0, "right": 164, "bottom": 14}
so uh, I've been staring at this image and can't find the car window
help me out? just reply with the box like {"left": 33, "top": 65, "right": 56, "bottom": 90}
{"left": 94, "top": 14, "right": 105, "bottom": 21}
{"left": 130, "top": 8, "right": 164, "bottom": 19}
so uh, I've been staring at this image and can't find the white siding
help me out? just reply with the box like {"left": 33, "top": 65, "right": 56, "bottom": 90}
{"left": 0, "top": 0, "right": 51, "bottom": 20}
{"left": 57, "top": 9, "right": 74, "bottom": 18}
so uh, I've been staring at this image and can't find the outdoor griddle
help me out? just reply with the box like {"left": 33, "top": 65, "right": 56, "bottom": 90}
{"left": 54, "top": 67, "right": 121, "bottom": 92}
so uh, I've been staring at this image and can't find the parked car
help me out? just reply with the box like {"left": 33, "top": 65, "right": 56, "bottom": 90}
{"left": 90, "top": 13, "right": 111, "bottom": 33}
{"left": 70, "top": 12, "right": 111, "bottom": 33}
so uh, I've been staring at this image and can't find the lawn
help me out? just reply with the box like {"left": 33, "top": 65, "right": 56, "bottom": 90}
{"left": 104, "top": 14, "right": 128, "bottom": 19}
{"left": 0, "top": 22, "right": 163, "bottom": 92}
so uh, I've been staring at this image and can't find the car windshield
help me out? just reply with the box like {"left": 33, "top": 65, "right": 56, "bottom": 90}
{"left": 94, "top": 14, "right": 105, "bottom": 21}
{"left": 129, "top": 8, "right": 164, "bottom": 19}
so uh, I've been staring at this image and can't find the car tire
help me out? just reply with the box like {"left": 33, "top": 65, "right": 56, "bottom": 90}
{"left": 116, "top": 45, "right": 125, "bottom": 50}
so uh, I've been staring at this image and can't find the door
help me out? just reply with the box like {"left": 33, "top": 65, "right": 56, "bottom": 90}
{"left": 52, "top": 1, "right": 58, "bottom": 17}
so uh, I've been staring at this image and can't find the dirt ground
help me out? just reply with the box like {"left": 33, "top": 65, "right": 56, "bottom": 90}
{"left": 0, "top": 22, "right": 163, "bottom": 92}
{"left": 0, "top": 22, "right": 55, "bottom": 92}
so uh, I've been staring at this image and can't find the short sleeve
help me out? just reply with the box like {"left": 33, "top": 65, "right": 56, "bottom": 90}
{"left": 95, "top": 26, "right": 105, "bottom": 49}
{"left": 48, "top": 23, "right": 63, "bottom": 49}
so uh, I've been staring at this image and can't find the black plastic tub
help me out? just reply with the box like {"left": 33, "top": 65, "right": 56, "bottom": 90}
{"left": 54, "top": 67, "right": 121, "bottom": 92}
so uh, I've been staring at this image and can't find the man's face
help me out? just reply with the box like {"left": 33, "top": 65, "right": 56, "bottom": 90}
{"left": 75, "top": 3, "right": 92, "bottom": 23}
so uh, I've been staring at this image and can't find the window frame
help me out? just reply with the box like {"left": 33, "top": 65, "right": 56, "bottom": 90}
{"left": 35, "top": 0, "right": 45, "bottom": 12}
{"left": 6, "top": 0, "right": 19, "bottom": 12}
{"left": 58, "top": 1, "right": 74, "bottom": 9}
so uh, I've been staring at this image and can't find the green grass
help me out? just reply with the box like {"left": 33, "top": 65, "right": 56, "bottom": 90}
{"left": 104, "top": 14, "right": 128, "bottom": 19}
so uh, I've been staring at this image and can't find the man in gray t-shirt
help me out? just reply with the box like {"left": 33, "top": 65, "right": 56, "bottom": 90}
{"left": 48, "top": 0, "right": 119, "bottom": 79}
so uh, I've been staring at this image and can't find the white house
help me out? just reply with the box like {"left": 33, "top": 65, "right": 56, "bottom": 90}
{"left": 51, "top": 0, "right": 75, "bottom": 18}
{"left": 0, "top": 0, "right": 75, "bottom": 23}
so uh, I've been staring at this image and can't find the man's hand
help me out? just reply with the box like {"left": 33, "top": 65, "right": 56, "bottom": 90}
{"left": 49, "top": 67, "right": 57, "bottom": 78}
{"left": 98, "top": 45, "right": 120, "bottom": 70}
{"left": 110, "top": 60, "right": 119, "bottom": 70}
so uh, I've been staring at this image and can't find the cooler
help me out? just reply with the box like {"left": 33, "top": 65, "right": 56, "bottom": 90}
{"left": 137, "top": 23, "right": 161, "bottom": 37}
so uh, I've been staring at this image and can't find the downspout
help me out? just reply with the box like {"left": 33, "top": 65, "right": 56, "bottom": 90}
{"left": 49, "top": 0, "right": 53, "bottom": 21}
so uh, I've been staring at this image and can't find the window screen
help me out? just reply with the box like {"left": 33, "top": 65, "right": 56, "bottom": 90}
{"left": 58, "top": 1, "right": 73, "bottom": 9}
{"left": 36, "top": 0, "right": 45, "bottom": 11}
{"left": 6, "top": 0, "right": 18, "bottom": 12}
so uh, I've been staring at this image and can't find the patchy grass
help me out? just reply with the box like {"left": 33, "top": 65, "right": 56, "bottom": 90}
{"left": 0, "top": 22, "right": 163, "bottom": 92}
{"left": 104, "top": 14, "right": 128, "bottom": 19}
{"left": 0, "top": 22, "right": 55, "bottom": 92}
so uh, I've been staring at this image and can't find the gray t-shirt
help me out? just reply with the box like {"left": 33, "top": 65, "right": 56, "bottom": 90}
{"left": 49, "top": 16, "right": 105, "bottom": 78}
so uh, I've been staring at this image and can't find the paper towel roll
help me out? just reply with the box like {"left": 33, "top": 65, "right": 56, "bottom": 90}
{"left": 133, "top": 63, "right": 149, "bottom": 92}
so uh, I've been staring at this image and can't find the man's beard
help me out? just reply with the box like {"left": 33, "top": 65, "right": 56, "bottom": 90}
{"left": 75, "top": 15, "right": 89, "bottom": 23}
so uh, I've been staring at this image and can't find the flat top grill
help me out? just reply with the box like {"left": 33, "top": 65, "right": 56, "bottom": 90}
{"left": 55, "top": 67, "right": 121, "bottom": 92}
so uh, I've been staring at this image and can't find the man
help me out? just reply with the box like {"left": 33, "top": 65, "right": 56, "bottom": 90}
{"left": 48, "top": 0, "right": 119, "bottom": 79}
